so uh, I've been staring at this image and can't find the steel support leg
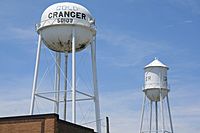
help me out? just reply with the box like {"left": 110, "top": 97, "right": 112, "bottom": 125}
{"left": 160, "top": 89, "right": 165, "bottom": 133}
{"left": 72, "top": 29, "right": 76, "bottom": 123}
{"left": 155, "top": 101, "right": 158, "bottom": 133}
{"left": 167, "top": 94, "right": 174, "bottom": 133}
{"left": 149, "top": 101, "right": 152, "bottom": 133}
{"left": 139, "top": 94, "right": 146, "bottom": 133}
{"left": 64, "top": 52, "right": 68, "bottom": 121}
{"left": 30, "top": 34, "right": 42, "bottom": 115}
{"left": 91, "top": 37, "right": 101, "bottom": 133}
{"left": 54, "top": 53, "right": 61, "bottom": 114}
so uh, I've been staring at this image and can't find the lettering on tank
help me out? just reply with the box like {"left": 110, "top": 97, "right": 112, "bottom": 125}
{"left": 47, "top": 5, "right": 87, "bottom": 24}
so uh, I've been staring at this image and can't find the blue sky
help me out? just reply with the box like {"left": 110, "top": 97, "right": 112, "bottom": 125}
{"left": 0, "top": 0, "right": 200, "bottom": 133}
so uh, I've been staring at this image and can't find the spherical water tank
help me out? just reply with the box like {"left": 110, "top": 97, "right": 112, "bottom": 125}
{"left": 36, "top": 2, "right": 96, "bottom": 52}
{"left": 144, "top": 58, "right": 169, "bottom": 101}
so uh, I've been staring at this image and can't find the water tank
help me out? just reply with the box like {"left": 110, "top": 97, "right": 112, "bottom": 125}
{"left": 36, "top": 2, "right": 96, "bottom": 52}
{"left": 144, "top": 58, "right": 169, "bottom": 101}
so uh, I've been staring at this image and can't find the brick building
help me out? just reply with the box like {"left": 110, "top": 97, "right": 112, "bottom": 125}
{"left": 0, "top": 114, "right": 95, "bottom": 133}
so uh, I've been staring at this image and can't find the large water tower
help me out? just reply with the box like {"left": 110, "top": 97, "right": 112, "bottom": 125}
{"left": 30, "top": 2, "right": 101, "bottom": 133}
{"left": 139, "top": 58, "right": 174, "bottom": 133}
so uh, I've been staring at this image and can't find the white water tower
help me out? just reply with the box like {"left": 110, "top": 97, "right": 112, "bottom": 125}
{"left": 139, "top": 58, "right": 174, "bottom": 133}
{"left": 30, "top": 2, "right": 101, "bottom": 133}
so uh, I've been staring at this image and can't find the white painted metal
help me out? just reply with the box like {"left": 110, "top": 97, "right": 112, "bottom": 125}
{"left": 145, "top": 58, "right": 168, "bottom": 68}
{"left": 139, "top": 94, "right": 146, "bottom": 133}
{"left": 76, "top": 90, "right": 94, "bottom": 98}
{"left": 40, "top": 2, "right": 93, "bottom": 28}
{"left": 144, "top": 58, "right": 169, "bottom": 101}
{"left": 91, "top": 37, "right": 101, "bottom": 133}
{"left": 160, "top": 89, "right": 165, "bottom": 133}
{"left": 64, "top": 52, "right": 68, "bottom": 121}
{"left": 72, "top": 29, "right": 76, "bottom": 123}
{"left": 66, "top": 98, "right": 94, "bottom": 102}
{"left": 155, "top": 101, "right": 158, "bottom": 133}
{"left": 167, "top": 95, "right": 174, "bottom": 133}
{"left": 36, "top": 94, "right": 56, "bottom": 102}
{"left": 30, "top": 34, "right": 42, "bottom": 115}
{"left": 31, "top": 2, "right": 101, "bottom": 132}
{"left": 149, "top": 101, "right": 152, "bottom": 133}
{"left": 55, "top": 53, "right": 61, "bottom": 114}
{"left": 37, "top": 2, "right": 96, "bottom": 52}
{"left": 140, "top": 58, "right": 174, "bottom": 133}
{"left": 37, "top": 90, "right": 71, "bottom": 95}
{"left": 54, "top": 55, "right": 58, "bottom": 113}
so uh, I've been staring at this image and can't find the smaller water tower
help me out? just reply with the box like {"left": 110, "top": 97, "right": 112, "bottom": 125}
{"left": 139, "top": 58, "right": 174, "bottom": 133}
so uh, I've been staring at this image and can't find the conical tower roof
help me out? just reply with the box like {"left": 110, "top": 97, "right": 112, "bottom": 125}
{"left": 144, "top": 58, "right": 169, "bottom": 69}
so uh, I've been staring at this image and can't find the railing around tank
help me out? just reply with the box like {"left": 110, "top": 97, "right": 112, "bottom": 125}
{"left": 141, "top": 130, "right": 172, "bottom": 133}
{"left": 35, "top": 17, "right": 96, "bottom": 31}
{"left": 143, "top": 83, "right": 170, "bottom": 89}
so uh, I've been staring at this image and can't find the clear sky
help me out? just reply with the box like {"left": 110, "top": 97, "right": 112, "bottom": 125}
{"left": 0, "top": 0, "right": 200, "bottom": 133}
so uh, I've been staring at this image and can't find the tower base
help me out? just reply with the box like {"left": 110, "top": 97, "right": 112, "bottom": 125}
{"left": 139, "top": 92, "right": 174, "bottom": 133}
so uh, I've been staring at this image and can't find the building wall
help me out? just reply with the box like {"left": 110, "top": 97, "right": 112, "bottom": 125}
{"left": 0, "top": 114, "right": 56, "bottom": 133}
{"left": 0, "top": 114, "right": 94, "bottom": 133}
{"left": 0, "top": 121, "right": 43, "bottom": 133}
{"left": 58, "top": 120, "right": 94, "bottom": 133}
